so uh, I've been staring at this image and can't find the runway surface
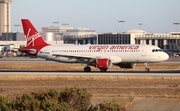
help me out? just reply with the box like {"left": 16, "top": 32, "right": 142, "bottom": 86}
{"left": 1, "top": 57, "right": 180, "bottom": 76}
{"left": 0, "top": 70, "right": 180, "bottom": 76}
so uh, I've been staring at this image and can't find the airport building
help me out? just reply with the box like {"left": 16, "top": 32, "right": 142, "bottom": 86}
{"left": 0, "top": 0, "right": 12, "bottom": 36}
{"left": 97, "top": 29, "right": 180, "bottom": 52}
{"left": 1, "top": 28, "right": 180, "bottom": 56}
{"left": 98, "top": 33, "right": 131, "bottom": 44}
{"left": 134, "top": 31, "right": 180, "bottom": 52}
{"left": 42, "top": 26, "right": 74, "bottom": 33}
{"left": 63, "top": 28, "right": 97, "bottom": 44}
{"left": 41, "top": 26, "right": 98, "bottom": 44}
{"left": 42, "top": 26, "right": 74, "bottom": 43}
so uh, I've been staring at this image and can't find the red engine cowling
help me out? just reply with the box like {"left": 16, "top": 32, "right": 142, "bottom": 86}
{"left": 94, "top": 58, "right": 112, "bottom": 69}
{"left": 118, "top": 63, "right": 136, "bottom": 68}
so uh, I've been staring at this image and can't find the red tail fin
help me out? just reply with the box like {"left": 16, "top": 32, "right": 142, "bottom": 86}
{"left": 21, "top": 19, "right": 49, "bottom": 47}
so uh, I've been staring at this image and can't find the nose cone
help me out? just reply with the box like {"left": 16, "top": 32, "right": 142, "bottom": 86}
{"left": 162, "top": 52, "right": 169, "bottom": 61}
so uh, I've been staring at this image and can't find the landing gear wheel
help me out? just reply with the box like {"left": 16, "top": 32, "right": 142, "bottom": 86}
{"left": 144, "top": 63, "right": 150, "bottom": 72}
{"left": 84, "top": 67, "right": 91, "bottom": 72}
{"left": 100, "top": 68, "right": 107, "bottom": 72}
{"left": 145, "top": 67, "right": 150, "bottom": 72}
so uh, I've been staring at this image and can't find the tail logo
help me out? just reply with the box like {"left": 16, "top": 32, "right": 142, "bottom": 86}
{"left": 26, "top": 28, "right": 41, "bottom": 46}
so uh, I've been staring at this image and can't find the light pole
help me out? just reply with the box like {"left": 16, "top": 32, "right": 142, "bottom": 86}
{"left": 173, "top": 23, "right": 180, "bottom": 32}
{"left": 138, "top": 23, "right": 142, "bottom": 29}
{"left": 173, "top": 22, "right": 180, "bottom": 52}
{"left": 53, "top": 22, "right": 59, "bottom": 44}
{"left": 14, "top": 24, "right": 21, "bottom": 32}
{"left": 118, "top": 20, "right": 125, "bottom": 33}
{"left": 62, "top": 23, "right": 69, "bottom": 30}
{"left": 53, "top": 22, "right": 59, "bottom": 27}
{"left": 118, "top": 21, "right": 125, "bottom": 44}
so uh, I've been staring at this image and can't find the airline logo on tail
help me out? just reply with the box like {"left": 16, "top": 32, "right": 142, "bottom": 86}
{"left": 19, "top": 19, "right": 49, "bottom": 56}
{"left": 26, "top": 28, "right": 41, "bottom": 46}
{"left": 21, "top": 19, "right": 49, "bottom": 47}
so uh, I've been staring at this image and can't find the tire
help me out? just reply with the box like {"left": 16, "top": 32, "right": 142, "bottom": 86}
{"left": 145, "top": 68, "right": 150, "bottom": 72}
{"left": 100, "top": 68, "right": 107, "bottom": 72}
{"left": 84, "top": 67, "right": 91, "bottom": 72}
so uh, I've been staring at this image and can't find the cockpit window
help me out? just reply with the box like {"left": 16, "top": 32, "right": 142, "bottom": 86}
{"left": 152, "top": 49, "right": 163, "bottom": 52}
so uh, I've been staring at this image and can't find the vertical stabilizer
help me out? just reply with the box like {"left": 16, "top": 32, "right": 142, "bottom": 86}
{"left": 21, "top": 19, "right": 49, "bottom": 47}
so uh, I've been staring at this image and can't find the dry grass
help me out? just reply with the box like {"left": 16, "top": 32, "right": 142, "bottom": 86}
{"left": 0, "top": 74, "right": 180, "bottom": 98}
{"left": 0, "top": 63, "right": 180, "bottom": 99}
{"left": 0, "top": 74, "right": 180, "bottom": 81}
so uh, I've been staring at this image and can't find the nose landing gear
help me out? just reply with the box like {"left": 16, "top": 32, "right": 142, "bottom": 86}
{"left": 144, "top": 63, "right": 150, "bottom": 72}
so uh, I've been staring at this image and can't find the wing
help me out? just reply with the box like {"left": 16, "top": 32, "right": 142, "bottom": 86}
{"left": 52, "top": 53, "right": 122, "bottom": 63}
{"left": 52, "top": 53, "right": 102, "bottom": 59}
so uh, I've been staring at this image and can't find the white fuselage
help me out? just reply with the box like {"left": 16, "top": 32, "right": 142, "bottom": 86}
{"left": 37, "top": 44, "right": 169, "bottom": 64}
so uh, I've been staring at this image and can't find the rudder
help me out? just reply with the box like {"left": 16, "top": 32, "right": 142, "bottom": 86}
{"left": 21, "top": 19, "right": 49, "bottom": 47}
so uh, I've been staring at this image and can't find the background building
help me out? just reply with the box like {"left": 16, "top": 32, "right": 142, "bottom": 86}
{"left": 98, "top": 33, "right": 131, "bottom": 44}
{"left": 134, "top": 31, "right": 180, "bottom": 52}
{"left": 63, "top": 28, "right": 97, "bottom": 44}
{"left": 1, "top": 29, "right": 180, "bottom": 56}
{"left": 97, "top": 29, "right": 180, "bottom": 52}
{"left": 0, "top": 0, "right": 12, "bottom": 36}
{"left": 42, "top": 26, "right": 74, "bottom": 44}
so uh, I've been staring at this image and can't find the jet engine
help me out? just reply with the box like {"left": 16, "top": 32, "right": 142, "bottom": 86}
{"left": 117, "top": 63, "right": 136, "bottom": 68}
{"left": 94, "top": 58, "right": 112, "bottom": 69}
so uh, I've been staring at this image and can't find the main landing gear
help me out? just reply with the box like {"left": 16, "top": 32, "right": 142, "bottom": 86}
{"left": 84, "top": 66, "right": 107, "bottom": 72}
{"left": 84, "top": 66, "right": 91, "bottom": 72}
{"left": 144, "top": 63, "right": 150, "bottom": 72}
{"left": 100, "top": 68, "right": 107, "bottom": 72}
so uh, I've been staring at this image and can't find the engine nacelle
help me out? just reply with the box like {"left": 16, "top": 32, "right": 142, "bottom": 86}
{"left": 94, "top": 58, "right": 112, "bottom": 69}
{"left": 117, "top": 63, "right": 136, "bottom": 68}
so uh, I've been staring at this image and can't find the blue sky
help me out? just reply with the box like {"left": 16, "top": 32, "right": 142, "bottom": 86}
{"left": 11, "top": 0, "right": 180, "bottom": 33}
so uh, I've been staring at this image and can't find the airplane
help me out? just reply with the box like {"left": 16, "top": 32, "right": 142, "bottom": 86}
{"left": 19, "top": 19, "right": 169, "bottom": 72}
